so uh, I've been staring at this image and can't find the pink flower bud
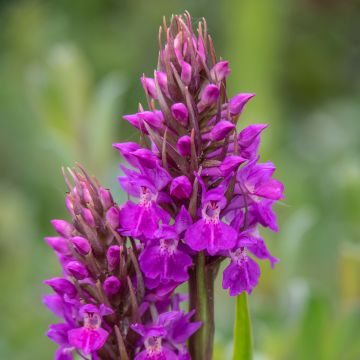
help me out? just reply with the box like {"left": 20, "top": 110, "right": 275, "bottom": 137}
{"left": 198, "top": 84, "right": 220, "bottom": 112}
{"left": 131, "top": 148, "right": 159, "bottom": 168}
{"left": 80, "top": 182, "right": 92, "bottom": 203}
{"left": 106, "top": 207, "right": 120, "bottom": 229}
{"left": 177, "top": 135, "right": 191, "bottom": 157}
{"left": 44, "top": 236, "right": 70, "bottom": 255}
{"left": 170, "top": 176, "right": 193, "bottom": 199}
{"left": 155, "top": 71, "right": 169, "bottom": 97}
{"left": 229, "top": 93, "right": 255, "bottom": 115}
{"left": 207, "top": 120, "right": 235, "bottom": 141}
{"left": 141, "top": 76, "right": 157, "bottom": 99}
{"left": 238, "top": 124, "right": 268, "bottom": 147}
{"left": 44, "top": 277, "right": 77, "bottom": 298}
{"left": 82, "top": 208, "right": 95, "bottom": 227}
{"left": 181, "top": 61, "right": 192, "bottom": 85}
{"left": 70, "top": 236, "right": 91, "bottom": 256}
{"left": 171, "top": 103, "right": 189, "bottom": 126}
{"left": 107, "top": 245, "right": 120, "bottom": 271}
{"left": 65, "top": 195, "right": 75, "bottom": 216}
{"left": 210, "top": 61, "right": 231, "bottom": 81}
{"left": 66, "top": 261, "right": 89, "bottom": 280}
{"left": 103, "top": 276, "right": 121, "bottom": 296}
{"left": 99, "top": 187, "right": 113, "bottom": 210}
{"left": 51, "top": 220, "right": 74, "bottom": 238}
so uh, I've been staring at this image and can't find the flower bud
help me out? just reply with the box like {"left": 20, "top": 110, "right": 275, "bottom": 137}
{"left": 65, "top": 195, "right": 75, "bottom": 216}
{"left": 155, "top": 71, "right": 169, "bottom": 97}
{"left": 103, "top": 276, "right": 121, "bottom": 296}
{"left": 170, "top": 176, "right": 192, "bottom": 199}
{"left": 66, "top": 261, "right": 89, "bottom": 280}
{"left": 210, "top": 61, "right": 231, "bottom": 81}
{"left": 198, "top": 84, "right": 220, "bottom": 112}
{"left": 106, "top": 207, "right": 120, "bottom": 229}
{"left": 132, "top": 148, "right": 159, "bottom": 168}
{"left": 181, "top": 61, "right": 192, "bottom": 85}
{"left": 177, "top": 136, "right": 191, "bottom": 157}
{"left": 51, "top": 220, "right": 73, "bottom": 238}
{"left": 107, "top": 245, "right": 120, "bottom": 271}
{"left": 44, "top": 236, "right": 70, "bottom": 255}
{"left": 70, "top": 236, "right": 91, "bottom": 256}
{"left": 82, "top": 208, "right": 95, "bottom": 227}
{"left": 80, "top": 182, "right": 92, "bottom": 203}
{"left": 238, "top": 124, "right": 268, "bottom": 148}
{"left": 99, "top": 187, "right": 113, "bottom": 210}
{"left": 44, "top": 277, "right": 77, "bottom": 298}
{"left": 206, "top": 120, "right": 235, "bottom": 141}
{"left": 141, "top": 76, "right": 157, "bottom": 99}
{"left": 171, "top": 103, "right": 189, "bottom": 126}
{"left": 229, "top": 93, "right": 255, "bottom": 115}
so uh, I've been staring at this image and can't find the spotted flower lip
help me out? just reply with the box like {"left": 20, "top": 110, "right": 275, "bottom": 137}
{"left": 68, "top": 304, "right": 112, "bottom": 355}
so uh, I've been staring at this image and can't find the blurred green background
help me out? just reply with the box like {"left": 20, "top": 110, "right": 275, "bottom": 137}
{"left": 1, "top": 1, "right": 360, "bottom": 359}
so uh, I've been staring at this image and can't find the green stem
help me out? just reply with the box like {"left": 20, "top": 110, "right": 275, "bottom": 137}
{"left": 232, "top": 292, "right": 253, "bottom": 360}
{"left": 189, "top": 252, "right": 210, "bottom": 359}
{"left": 205, "top": 265, "right": 216, "bottom": 359}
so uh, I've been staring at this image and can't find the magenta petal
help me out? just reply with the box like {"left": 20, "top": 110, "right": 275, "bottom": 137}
{"left": 175, "top": 206, "right": 193, "bottom": 234}
{"left": 68, "top": 327, "right": 108, "bottom": 355}
{"left": 185, "top": 220, "right": 237, "bottom": 255}
{"left": 248, "top": 237, "right": 279, "bottom": 268}
{"left": 255, "top": 179, "right": 284, "bottom": 200}
{"left": 220, "top": 156, "right": 246, "bottom": 177}
{"left": 139, "top": 245, "right": 163, "bottom": 279}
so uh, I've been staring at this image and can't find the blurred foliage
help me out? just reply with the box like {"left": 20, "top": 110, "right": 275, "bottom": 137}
{"left": 0, "top": 0, "right": 360, "bottom": 359}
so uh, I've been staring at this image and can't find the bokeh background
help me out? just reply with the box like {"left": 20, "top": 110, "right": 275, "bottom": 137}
{"left": 1, "top": 1, "right": 360, "bottom": 359}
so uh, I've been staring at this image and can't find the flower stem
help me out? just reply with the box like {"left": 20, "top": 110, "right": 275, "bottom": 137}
{"left": 189, "top": 251, "right": 210, "bottom": 359}
{"left": 189, "top": 252, "right": 217, "bottom": 359}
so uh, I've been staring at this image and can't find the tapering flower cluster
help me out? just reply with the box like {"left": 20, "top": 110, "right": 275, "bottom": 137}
{"left": 43, "top": 166, "right": 199, "bottom": 359}
{"left": 43, "top": 12, "right": 283, "bottom": 359}
{"left": 115, "top": 12, "right": 283, "bottom": 298}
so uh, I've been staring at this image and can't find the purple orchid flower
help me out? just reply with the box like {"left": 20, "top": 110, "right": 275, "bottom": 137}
{"left": 139, "top": 207, "right": 193, "bottom": 287}
{"left": 68, "top": 304, "right": 113, "bottom": 355}
{"left": 185, "top": 181, "right": 237, "bottom": 255}
{"left": 222, "top": 248, "right": 261, "bottom": 296}
{"left": 131, "top": 324, "right": 177, "bottom": 360}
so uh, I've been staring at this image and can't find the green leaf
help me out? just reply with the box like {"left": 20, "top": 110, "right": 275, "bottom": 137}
{"left": 232, "top": 292, "right": 253, "bottom": 360}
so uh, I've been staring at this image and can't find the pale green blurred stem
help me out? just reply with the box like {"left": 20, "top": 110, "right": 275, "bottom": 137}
{"left": 233, "top": 293, "right": 253, "bottom": 360}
